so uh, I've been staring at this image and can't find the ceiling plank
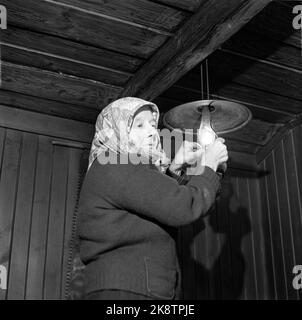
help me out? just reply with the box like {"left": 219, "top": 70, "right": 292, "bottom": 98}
{"left": 121, "top": 0, "right": 272, "bottom": 99}
{"left": 208, "top": 50, "right": 302, "bottom": 101}
{"left": 175, "top": 64, "right": 302, "bottom": 115}
{"left": 51, "top": 0, "right": 188, "bottom": 33}
{"left": 152, "top": 0, "right": 204, "bottom": 12}
{"left": 222, "top": 29, "right": 302, "bottom": 71}
{"left": 158, "top": 85, "right": 294, "bottom": 123}
{"left": 1, "top": 62, "right": 121, "bottom": 108}
{"left": 1, "top": 45, "right": 131, "bottom": 86}
{"left": 1, "top": 26, "right": 143, "bottom": 73}
{"left": 214, "top": 83, "right": 302, "bottom": 116}
{"left": 245, "top": 0, "right": 301, "bottom": 49}
{"left": 2, "top": 0, "right": 168, "bottom": 58}
{"left": 0, "top": 90, "right": 99, "bottom": 123}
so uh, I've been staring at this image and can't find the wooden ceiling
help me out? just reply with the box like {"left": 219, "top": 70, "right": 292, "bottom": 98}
{"left": 0, "top": 0, "right": 301, "bottom": 164}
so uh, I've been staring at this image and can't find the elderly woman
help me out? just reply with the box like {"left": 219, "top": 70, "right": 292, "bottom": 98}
{"left": 78, "top": 97, "right": 228, "bottom": 300}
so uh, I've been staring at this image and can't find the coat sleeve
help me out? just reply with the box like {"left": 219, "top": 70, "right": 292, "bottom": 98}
{"left": 102, "top": 161, "right": 220, "bottom": 227}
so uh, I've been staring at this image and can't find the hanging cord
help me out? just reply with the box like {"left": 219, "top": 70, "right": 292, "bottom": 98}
{"left": 205, "top": 59, "right": 210, "bottom": 100}
{"left": 200, "top": 59, "right": 210, "bottom": 100}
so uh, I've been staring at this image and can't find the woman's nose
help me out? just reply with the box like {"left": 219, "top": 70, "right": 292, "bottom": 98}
{"left": 146, "top": 123, "right": 157, "bottom": 135}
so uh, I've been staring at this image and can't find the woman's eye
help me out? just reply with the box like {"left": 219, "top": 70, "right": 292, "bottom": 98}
{"left": 137, "top": 124, "right": 143, "bottom": 128}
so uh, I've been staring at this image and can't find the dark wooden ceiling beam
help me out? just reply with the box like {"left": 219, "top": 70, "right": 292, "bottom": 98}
{"left": 121, "top": 0, "right": 272, "bottom": 100}
{"left": 1, "top": 62, "right": 121, "bottom": 108}
{"left": 50, "top": 0, "right": 188, "bottom": 34}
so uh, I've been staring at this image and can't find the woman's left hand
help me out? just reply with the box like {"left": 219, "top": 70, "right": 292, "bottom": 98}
{"left": 169, "top": 141, "right": 204, "bottom": 173}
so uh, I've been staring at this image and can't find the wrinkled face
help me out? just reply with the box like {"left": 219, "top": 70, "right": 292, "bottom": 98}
{"left": 129, "top": 106, "right": 158, "bottom": 150}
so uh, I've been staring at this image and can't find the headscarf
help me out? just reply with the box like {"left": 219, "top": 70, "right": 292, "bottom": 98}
{"left": 88, "top": 97, "right": 170, "bottom": 173}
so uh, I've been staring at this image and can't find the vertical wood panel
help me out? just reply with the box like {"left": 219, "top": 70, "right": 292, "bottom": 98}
{"left": 61, "top": 148, "right": 82, "bottom": 299}
{"left": 206, "top": 208, "right": 222, "bottom": 299}
{"left": 257, "top": 124, "right": 302, "bottom": 300}
{"left": 215, "top": 175, "right": 234, "bottom": 299}
{"left": 0, "top": 128, "right": 6, "bottom": 173}
{"left": 236, "top": 175, "right": 257, "bottom": 299}
{"left": 7, "top": 133, "right": 38, "bottom": 299}
{"left": 265, "top": 152, "right": 287, "bottom": 299}
{"left": 273, "top": 140, "right": 295, "bottom": 299}
{"left": 43, "top": 145, "right": 69, "bottom": 299}
{"left": 248, "top": 177, "right": 268, "bottom": 299}
{"left": 25, "top": 136, "right": 53, "bottom": 299}
{"left": 260, "top": 161, "right": 276, "bottom": 298}
{"left": 0, "top": 130, "right": 22, "bottom": 300}
{"left": 283, "top": 131, "right": 302, "bottom": 300}
{"left": 179, "top": 224, "right": 196, "bottom": 299}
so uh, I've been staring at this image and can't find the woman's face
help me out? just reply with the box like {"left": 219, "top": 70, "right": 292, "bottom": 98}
{"left": 129, "top": 107, "right": 158, "bottom": 150}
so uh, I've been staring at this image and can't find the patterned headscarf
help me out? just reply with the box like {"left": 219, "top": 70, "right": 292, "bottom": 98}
{"left": 88, "top": 97, "right": 170, "bottom": 173}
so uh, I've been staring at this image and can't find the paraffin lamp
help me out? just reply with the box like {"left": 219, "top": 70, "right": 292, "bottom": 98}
{"left": 162, "top": 60, "right": 252, "bottom": 178}
{"left": 163, "top": 99, "right": 252, "bottom": 178}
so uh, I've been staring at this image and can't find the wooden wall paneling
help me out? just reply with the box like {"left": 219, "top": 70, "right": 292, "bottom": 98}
{"left": 0, "top": 105, "right": 95, "bottom": 144}
{"left": 193, "top": 213, "right": 210, "bottom": 299}
{"left": 247, "top": 176, "right": 269, "bottom": 299}
{"left": 0, "top": 127, "right": 5, "bottom": 172}
{"left": 2, "top": 26, "right": 143, "bottom": 74}
{"left": 1, "top": 62, "right": 121, "bottom": 109}
{"left": 259, "top": 160, "right": 277, "bottom": 299}
{"left": 43, "top": 144, "right": 69, "bottom": 299}
{"left": 0, "top": 130, "right": 22, "bottom": 300}
{"left": 25, "top": 136, "right": 53, "bottom": 300}
{"left": 7, "top": 133, "right": 39, "bottom": 299}
{"left": 291, "top": 124, "right": 302, "bottom": 227}
{"left": 231, "top": 176, "right": 247, "bottom": 299}
{"left": 283, "top": 130, "right": 302, "bottom": 299}
{"left": 235, "top": 175, "right": 257, "bottom": 299}
{"left": 215, "top": 173, "right": 237, "bottom": 299}
{"left": 60, "top": 147, "right": 83, "bottom": 299}
{"left": 53, "top": 0, "right": 188, "bottom": 32}
{"left": 204, "top": 208, "right": 223, "bottom": 299}
{"left": 178, "top": 224, "right": 196, "bottom": 299}
{"left": 3, "top": 0, "right": 168, "bottom": 58}
{"left": 264, "top": 153, "right": 287, "bottom": 299}
{"left": 273, "top": 139, "right": 297, "bottom": 299}
{"left": 2, "top": 46, "right": 131, "bottom": 86}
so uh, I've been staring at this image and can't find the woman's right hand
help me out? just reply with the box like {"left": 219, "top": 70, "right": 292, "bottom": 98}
{"left": 203, "top": 138, "right": 228, "bottom": 172}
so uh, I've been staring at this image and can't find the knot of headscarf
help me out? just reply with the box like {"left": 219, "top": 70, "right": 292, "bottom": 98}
{"left": 88, "top": 97, "right": 171, "bottom": 173}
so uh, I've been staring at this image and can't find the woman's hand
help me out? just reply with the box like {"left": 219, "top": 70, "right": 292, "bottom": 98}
{"left": 203, "top": 138, "right": 228, "bottom": 172}
{"left": 169, "top": 141, "right": 204, "bottom": 174}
